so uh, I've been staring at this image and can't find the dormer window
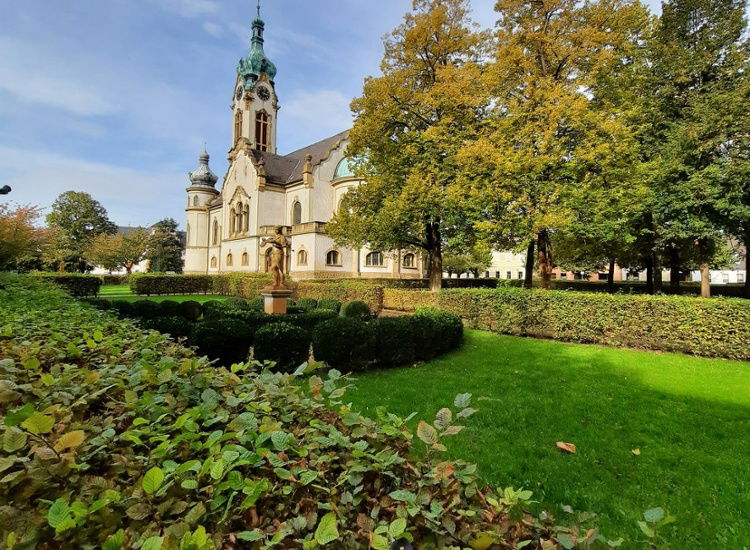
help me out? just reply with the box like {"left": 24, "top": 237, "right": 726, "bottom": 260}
{"left": 255, "top": 111, "right": 270, "bottom": 151}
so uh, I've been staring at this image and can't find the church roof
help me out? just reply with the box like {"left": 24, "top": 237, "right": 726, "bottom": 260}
{"left": 251, "top": 129, "right": 350, "bottom": 186}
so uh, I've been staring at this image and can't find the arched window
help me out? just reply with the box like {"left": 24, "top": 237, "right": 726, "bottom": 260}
{"left": 212, "top": 220, "right": 219, "bottom": 245}
{"left": 235, "top": 205, "right": 242, "bottom": 234}
{"left": 230, "top": 209, "right": 236, "bottom": 234}
{"left": 403, "top": 253, "right": 415, "bottom": 268}
{"left": 292, "top": 201, "right": 302, "bottom": 225}
{"left": 366, "top": 251, "right": 384, "bottom": 267}
{"left": 297, "top": 249, "right": 308, "bottom": 266}
{"left": 210, "top": 256, "right": 217, "bottom": 268}
{"left": 255, "top": 111, "right": 270, "bottom": 151}
{"left": 241, "top": 252, "right": 249, "bottom": 266}
{"left": 334, "top": 158, "right": 354, "bottom": 179}
{"left": 192, "top": 196, "right": 199, "bottom": 207}
{"left": 234, "top": 110, "right": 243, "bottom": 142}
{"left": 326, "top": 250, "right": 340, "bottom": 266}
{"left": 226, "top": 253, "right": 233, "bottom": 267}
{"left": 243, "top": 203, "right": 250, "bottom": 232}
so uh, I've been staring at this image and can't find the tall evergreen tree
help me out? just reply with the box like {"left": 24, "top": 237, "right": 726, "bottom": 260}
{"left": 146, "top": 218, "right": 184, "bottom": 273}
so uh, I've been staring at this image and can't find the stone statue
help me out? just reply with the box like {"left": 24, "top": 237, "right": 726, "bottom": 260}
{"left": 262, "top": 226, "right": 288, "bottom": 289}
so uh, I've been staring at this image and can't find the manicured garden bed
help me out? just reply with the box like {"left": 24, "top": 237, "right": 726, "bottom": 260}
{"left": 346, "top": 329, "right": 750, "bottom": 548}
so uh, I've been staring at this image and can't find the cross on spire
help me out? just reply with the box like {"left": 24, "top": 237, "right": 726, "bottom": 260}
{"left": 257, "top": 0, "right": 260, "bottom": 17}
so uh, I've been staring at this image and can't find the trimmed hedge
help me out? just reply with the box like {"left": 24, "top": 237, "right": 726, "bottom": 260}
{"left": 253, "top": 322, "right": 310, "bottom": 370}
{"left": 189, "top": 318, "right": 252, "bottom": 365}
{"left": 96, "top": 274, "right": 130, "bottom": 285}
{"left": 372, "top": 317, "right": 416, "bottom": 366}
{"left": 340, "top": 300, "right": 371, "bottom": 320}
{"left": 129, "top": 273, "right": 275, "bottom": 297}
{"left": 383, "top": 288, "right": 750, "bottom": 360}
{"left": 141, "top": 315, "right": 192, "bottom": 339}
{"left": 179, "top": 300, "right": 203, "bottom": 322}
{"left": 311, "top": 317, "right": 376, "bottom": 370}
{"left": 294, "top": 281, "right": 384, "bottom": 313}
{"left": 32, "top": 273, "right": 102, "bottom": 297}
{"left": 318, "top": 298, "right": 342, "bottom": 312}
{"left": 295, "top": 297, "right": 318, "bottom": 311}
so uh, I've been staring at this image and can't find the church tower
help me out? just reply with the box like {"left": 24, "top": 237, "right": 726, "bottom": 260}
{"left": 184, "top": 148, "right": 219, "bottom": 273}
{"left": 231, "top": 4, "right": 278, "bottom": 157}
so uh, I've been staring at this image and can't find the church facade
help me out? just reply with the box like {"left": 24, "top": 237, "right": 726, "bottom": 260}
{"left": 184, "top": 11, "right": 425, "bottom": 280}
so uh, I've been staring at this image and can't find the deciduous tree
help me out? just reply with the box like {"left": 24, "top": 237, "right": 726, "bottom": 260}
{"left": 0, "top": 204, "right": 52, "bottom": 271}
{"left": 146, "top": 218, "right": 184, "bottom": 273}
{"left": 46, "top": 191, "right": 117, "bottom": 272}
{"left": 326, "top": 0, "right": 490, "bottom": 291}
{"left": 85, "top": 228, "right": 150, "bottom": 274}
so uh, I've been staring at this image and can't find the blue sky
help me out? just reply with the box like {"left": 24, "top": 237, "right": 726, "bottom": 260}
{"left": 0, "top": 0, "right": 661, "bottom": 228}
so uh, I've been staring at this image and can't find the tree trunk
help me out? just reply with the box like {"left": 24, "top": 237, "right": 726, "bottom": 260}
{"left": 696, "top": 239, "right": 711, "bottom": 298}
{"left": 426, "top": 222, "right": 442, "bottom": 292}
{"left": 653, "top": 251, "right": 663, "bottom": 293}
{"left": 668, "top": 245, "right": 680, "bottom": 294}
{"left": 607, "top": 258, "right": 616, "bottom": 294}
{"left": 645, "top": 255, "right": 654, "bottom": 294}
{"left": 524, "top": 240, "right": 535, "bottom": 289}
{"left": 537, "top": 230, "right": 553, "bottom": 290}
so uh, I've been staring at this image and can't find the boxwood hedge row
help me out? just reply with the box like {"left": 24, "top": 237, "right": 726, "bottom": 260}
{"left": 383, "top": 288, "right": 750, "bottom": 360}
{"left": 31, "top": 273, "right": 102, "bottom": 297}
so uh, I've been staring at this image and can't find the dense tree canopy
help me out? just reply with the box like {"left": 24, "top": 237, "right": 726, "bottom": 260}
{"left": 146, "top": 218, "right": 184, "bottom": 273}
{"left": 85, "top": 228, "right": 150, "bottom": 274}
{"left": 327, "top": 0, "right": 490, "bottom": 291}
{"left": 0, "top": 204, "right": 52, "bottom": 271}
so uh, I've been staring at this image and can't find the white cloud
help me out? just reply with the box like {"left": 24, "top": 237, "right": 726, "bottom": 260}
{"left": 0, "top": 146, "right": 188, "bottom": 227}
{"left": 152, "top": 0, "right": 220, "bottom": 18}
{"left": 0, "top": 60, "right": 115, "bottom": 117}
{"left": 280, "top": 89, "right": 353, "bottom": 151}
{"left": 202, "top": 21, "right": 224, "bottom": 37}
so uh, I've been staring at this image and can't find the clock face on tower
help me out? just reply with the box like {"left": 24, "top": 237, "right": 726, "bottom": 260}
{"left": 257, "top": 85, "right": 271, "bottom": 101}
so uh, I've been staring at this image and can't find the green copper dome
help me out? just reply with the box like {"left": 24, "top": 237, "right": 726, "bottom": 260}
{"left": 237, "top": 12, "right": 277, "bottom": 89}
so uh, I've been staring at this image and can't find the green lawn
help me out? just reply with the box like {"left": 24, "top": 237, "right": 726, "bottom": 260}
{"left": 346, "top": 330, "right": 750, "bottom": 548}
{"left": 98, "top": 285, "right": 226, "bottom": 303}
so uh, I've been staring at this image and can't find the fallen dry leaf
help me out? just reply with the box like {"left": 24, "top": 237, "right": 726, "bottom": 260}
{"left": 556, "top": 441, "right": 577, "bottom": 454}
{"left": 631, "top": 448, "right": 641, "bottom": 456}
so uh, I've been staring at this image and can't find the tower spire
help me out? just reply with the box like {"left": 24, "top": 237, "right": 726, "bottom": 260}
{"left": 257, "top": 0, "right": 260, "bottom": 18}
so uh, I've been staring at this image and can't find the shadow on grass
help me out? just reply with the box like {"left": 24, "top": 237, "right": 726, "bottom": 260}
{"left": 347, "top": 330, "right": 750, "bottom": 548}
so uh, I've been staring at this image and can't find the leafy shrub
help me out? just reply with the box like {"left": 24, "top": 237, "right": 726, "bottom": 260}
{"left": 209, "top": 272, "right": 275, "bottom": 297}
{"left": 224, "top": 296, "right": 250, "bottom": 310}
{"left": 201, "top": 299, "right": 225, "bottom": 318}
{"left": 410, "top": 314, "right": 438, "bottom": 361}
{"left": 294, "top": 281, "right": 384, "bottom": 313}
{"left": 253, "top": 322, "right": 310, "bottom": 371}
{"left": 189, "top": 318, "right": 252, "bottom": 364}
{"left": 295, "top": 297, "right": 318, "bottom": 311}
{"left": 372, "top": 317, "right": 417, "bottom": 366}
{"left": 384, "top": 288, "right": 750, "bottom": 359}
{"left": 286, "top": 309, "right": 338, "bottom": 334}
{"left": 97, "top": 274, "right": 129, "bottom": 286}
{"left": 179, "top": 300, "right": 203, "bottom": 322}
{"left": 340, "top": 300, "right": 371, "bottom": 320}
{"left": 110, "top": 299, "right": 135, "bottom": 318}
{"left": 130, "top": 273, "right": 214, "bottom": 295}
{"left": 32, "top": 273, "right": 102, "bottom": 297}
{"left": 317, "top": 298, "right": 342, "bottom": 312}
{"left": 131, "top": 299, "right": 161, "bottom": 319}
{"left": 85, "top": 298, "right": 114, "bottom": 311}
{"left": 247, "top": 297, "right": 264, "bottom": 311}
{"left": 157, "top": 299, "right": 181, "bottom": 317}
{"left": 415, "top": 308, "right": 464, "bottom": 354}
{"left": 0, "top": 274, "right": 606, "bottom": 549}
{"left": 141, "top": 315, "right": 192, "bottom": 339}
{"left": 312, "top": 317, "right": 375, "bottom": 370}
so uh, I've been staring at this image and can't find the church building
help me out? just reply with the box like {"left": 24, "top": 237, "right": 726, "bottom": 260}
{"left": 184, "top": 9, "right": 425, "bottom": 280}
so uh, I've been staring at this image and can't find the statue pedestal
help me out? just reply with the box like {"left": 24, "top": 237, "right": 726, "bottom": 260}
{"left": 260, "top": 288, "right": 293, "bottom": 314}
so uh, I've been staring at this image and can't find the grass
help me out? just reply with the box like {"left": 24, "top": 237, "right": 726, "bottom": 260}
{"left": 98, "top": 285, "right": 226, "bottom": 303}
{"left": 346, "top": 330, "right": 750, "bottom": 548}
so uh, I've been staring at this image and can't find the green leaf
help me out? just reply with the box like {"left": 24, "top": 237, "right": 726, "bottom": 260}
{"left": 314, "top": 512, "right": 339, "bottom": 545}
{"left": 557, "top": 533, "right": 574, "bottom": 549}
{"left": 103, "top": 529, "right": 125, "bottom": 550}
{"left": 0, "top": 457, "right": 14, "bottom": 473}
{"left": 637, "top": 521, "right": 655, "bottom": 538}
{"left": 210, "top": 459, "right": 225, "bottom": 480}
{"left": 389, "top": 518, "right": 406, "bottom": 539}
{"left": 271, "top": 431, "right": 294, "bottom": 451}
{"left": 142, "top": 466, "right": 165, "bottom": 494}
{"left": 3, "top": 427, "right": 27, "bottom": 452}
{"left": 299, "top": 470, "right": 318, "bottom": 485}
{"left": 388, "top": 490, "right": 417, "bottom": 504}
{"left": 4, "top": 403, "right": 34, "bottom": 426}
{"left": 47, "top": 499, "right": 70, "bottom": 529}
{"left": 416, "top": 421, "right": 438, "bottom": 445}
{"left": 142, "top": 536, "right": 163, "bottom": 550}
{"left": 236, "top": 531, "right": 264, "bottom": 542}
{"left": 454, "top": 392, "right": 472, "bottom": 408}
{"left": 21, "top": 412, "right": 55, "bottom": 434}
{"left": 181, "top": 479, "right": 199, "bottom": 490}
{"left": 644, "top": 507, "right": 665, "bottom": 523}
{"left": 371, "top": 534, "right": 389, "bottom": 550}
